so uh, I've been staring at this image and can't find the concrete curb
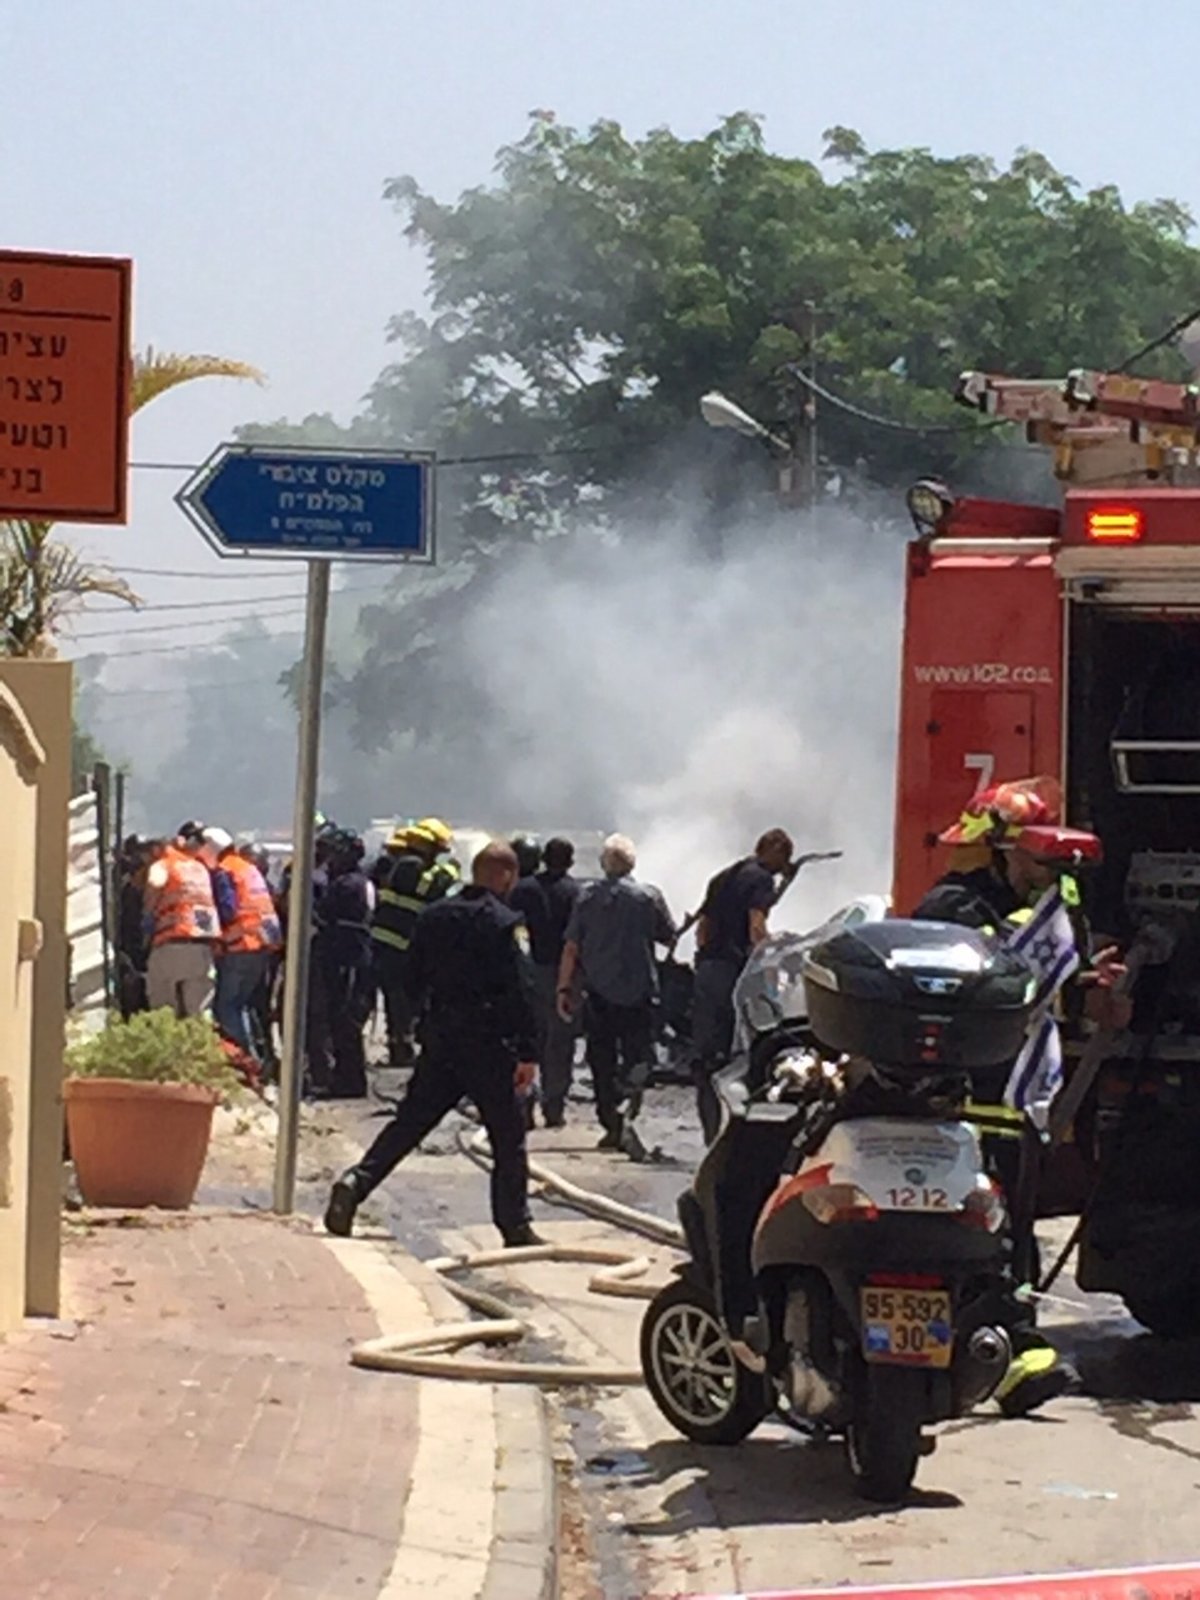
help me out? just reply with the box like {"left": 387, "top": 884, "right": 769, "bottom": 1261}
{"left": 318, "top": 1227, "right": 558, "bottom": 1600}
{"left": 484, "top": 1384, "right": 557, "bottom": 1600}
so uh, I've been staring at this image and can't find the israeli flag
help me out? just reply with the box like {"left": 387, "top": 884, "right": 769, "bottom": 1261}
{"left": 1001, "top": 885, "right": 1081, "bottom": 1130}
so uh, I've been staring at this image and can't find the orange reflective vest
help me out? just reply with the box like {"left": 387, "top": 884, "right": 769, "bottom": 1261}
{"left": 221, "top": 853, "right": 282, "bottom": 954}
{"left": 148, "top": 846, "right": 219, "bottom": 945}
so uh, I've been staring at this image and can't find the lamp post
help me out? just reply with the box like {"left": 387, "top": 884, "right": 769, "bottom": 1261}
{"left": 804, "top": 299, "right": 819, "bottom": 505}
{"left": 698, "top": 391, "right": 799, "bottom": 499}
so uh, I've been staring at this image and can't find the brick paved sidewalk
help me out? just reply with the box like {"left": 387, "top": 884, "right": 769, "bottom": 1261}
{"left": 0, "top": 1211, "right": 419, "bottom": 1600}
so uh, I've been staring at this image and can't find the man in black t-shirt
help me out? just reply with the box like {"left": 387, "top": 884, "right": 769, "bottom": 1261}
{"left": 692, "top": 827, "right": 795, "bottom": 1141}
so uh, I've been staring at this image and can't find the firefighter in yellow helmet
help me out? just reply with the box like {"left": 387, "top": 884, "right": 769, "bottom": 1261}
{"left": 369, "top": 818, "right": 460, "bottom": 1067}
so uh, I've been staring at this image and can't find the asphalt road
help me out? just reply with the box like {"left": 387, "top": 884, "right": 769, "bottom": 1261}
{"left": 302, "top": 1074, "right": 1200, "bottom": 1600}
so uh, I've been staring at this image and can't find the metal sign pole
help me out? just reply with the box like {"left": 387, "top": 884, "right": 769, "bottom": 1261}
{"left": 175, "top": 442, "right": 433, "bottom": 1210}
{"left": 92, "top": 762, "right": 115, "bottom": 1010}
{"left": 273, "top": 559, "right": 331, "bottom": 1214}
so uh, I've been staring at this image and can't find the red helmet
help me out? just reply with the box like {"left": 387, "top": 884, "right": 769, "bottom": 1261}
{"left": 939, "top": 776, "right": 1103, "bottom": 864}
{"left": 938, "top": 776, "right": 1062, "bottom": 848}
{"left": 1011, "top": 823, "right": 1103, "bottom": 866}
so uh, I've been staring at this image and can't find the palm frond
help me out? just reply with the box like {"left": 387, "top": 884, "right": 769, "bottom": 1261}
{"left": 39, "top": 542, "right": 140, "bottom": 608}
{"left": 0, "top": 345, "right": 258, "bottom": 653}
{"left": 131, "top": 346, "right": 265, "bottom": 413}
{"left": 5, "top": 518, "right": 52, "bottom": 563}
{"left": 0, "top": 525, "right": 141, "bottom": 656}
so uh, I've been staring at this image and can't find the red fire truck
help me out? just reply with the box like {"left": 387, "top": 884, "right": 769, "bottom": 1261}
{"left": 893, "top": 369, "right": 1200, "bottom": 1334}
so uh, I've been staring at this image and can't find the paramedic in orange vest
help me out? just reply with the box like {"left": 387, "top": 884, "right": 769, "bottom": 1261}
{"left": 206, "top": 827, "right": 283, "bottom": 1056}
{"left": 143, "top": 820, "right": 221, "bottom": 1018}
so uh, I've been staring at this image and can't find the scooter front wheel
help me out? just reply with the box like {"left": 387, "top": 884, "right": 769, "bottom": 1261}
{"left": 844, "top": 1364, "right": 924, "bottom": 1502}
{"left": 640, "top": 1279, "right": 770, "bottom": 1445}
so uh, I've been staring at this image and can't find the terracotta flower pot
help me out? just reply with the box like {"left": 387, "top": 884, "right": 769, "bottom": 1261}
{"left": 64, "top": 1078, "right": 220, "bottom": 1209}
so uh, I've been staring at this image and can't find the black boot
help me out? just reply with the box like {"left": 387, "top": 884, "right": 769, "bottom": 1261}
{"left": 324, "top": 1171, "right": 366, "bottom": 1237}
{"left": 502, "top": 1224, "right": 548, "bottom": 1248}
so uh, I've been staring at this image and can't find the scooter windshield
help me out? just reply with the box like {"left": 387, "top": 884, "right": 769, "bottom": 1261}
{"left": 732, "top": 896, "right": 888, "bottom": 1053}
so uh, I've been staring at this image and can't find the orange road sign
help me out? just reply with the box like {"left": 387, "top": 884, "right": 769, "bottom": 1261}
{"left": 0, "top": 249, "right": 132, "bottom": 523}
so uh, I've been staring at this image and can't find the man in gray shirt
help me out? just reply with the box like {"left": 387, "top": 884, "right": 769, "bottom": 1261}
{"left": 557, "top": 834, "right": 675, "bottom": 1153}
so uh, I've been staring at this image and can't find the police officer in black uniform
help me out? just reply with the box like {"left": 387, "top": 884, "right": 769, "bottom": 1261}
{"left": 323, "top": 841, "right": 544, "bottom": 1247}
{"left": 308, "top": 828, "right": 374, "bottom": 1100}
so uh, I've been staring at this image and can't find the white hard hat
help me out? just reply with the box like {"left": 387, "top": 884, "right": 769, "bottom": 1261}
{"left": 203, "top": 826, "right": 234, "bottom": 853}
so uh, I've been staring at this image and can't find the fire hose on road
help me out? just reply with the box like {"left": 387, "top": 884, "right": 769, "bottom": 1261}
{"left": 349, "top": 1129, "right": 684, "bottom": 1386}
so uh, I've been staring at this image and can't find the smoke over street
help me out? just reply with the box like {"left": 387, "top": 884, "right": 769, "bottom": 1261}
{"left": 459, "top": 503, "right": 903, "bottom": 920}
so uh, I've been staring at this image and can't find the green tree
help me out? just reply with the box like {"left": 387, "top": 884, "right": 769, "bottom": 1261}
{"left": 361, "top": 115, "right": 1200, "bottom": 496}
{"left": 70, "top": 718, "right": 105, "bottom": 797}
{"left": 244, "top": 115, "right": 1200, "bottom": 768}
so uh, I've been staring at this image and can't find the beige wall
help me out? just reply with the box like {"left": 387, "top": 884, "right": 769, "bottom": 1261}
{"left": 0, "top": 682, "right": 45, "bottom": 1331}
{"left": 0, "top": 661, "right": 71, "bottom": 1320}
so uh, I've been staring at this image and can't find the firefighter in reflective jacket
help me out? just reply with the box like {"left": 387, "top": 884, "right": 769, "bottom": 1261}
{"left": 143, "top": 821, "right": 221, "bottom": 1019}
{"left": 208, "top": 828, "right": 282, "bottom": 1060}
{"left": 370, "top": 818, "right": 459, "bottom": 1067}
{"left": 915, "top": 776, "right": 1126, "bottom": 1416}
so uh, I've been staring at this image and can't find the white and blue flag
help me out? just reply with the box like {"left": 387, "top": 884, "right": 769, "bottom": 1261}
{"left": 1001, "top": 885, "right": 1081, "bottom": 1131}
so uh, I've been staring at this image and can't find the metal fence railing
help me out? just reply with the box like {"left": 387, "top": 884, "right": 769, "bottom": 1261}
{"left": 67, "top": 787, "right": 112, "bottom": 1034}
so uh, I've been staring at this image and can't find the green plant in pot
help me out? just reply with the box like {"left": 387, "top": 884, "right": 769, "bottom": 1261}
{"left": 65, "top": 1009, "right": 243, "bottom": 1209}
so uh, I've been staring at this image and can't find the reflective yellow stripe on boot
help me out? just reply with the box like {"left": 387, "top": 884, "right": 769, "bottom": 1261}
{"left": 994, "top": 1343, "right": 1059, "bottom": 1403}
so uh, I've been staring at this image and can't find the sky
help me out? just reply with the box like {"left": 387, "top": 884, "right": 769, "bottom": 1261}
{"left": 3, "top": 0, "right": 1196, "bottom": 658}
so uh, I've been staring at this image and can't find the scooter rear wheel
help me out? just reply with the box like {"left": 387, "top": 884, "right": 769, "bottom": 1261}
{"left": 640, "top": 1279, "right": 770, "bottom": 1446}
{"left": 844, "top": 1364, "right": 924, "bottom": 1502}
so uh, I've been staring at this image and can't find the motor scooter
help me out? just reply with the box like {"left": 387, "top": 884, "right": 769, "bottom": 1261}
{"left": 640, "top": 908, "right": 1035, "bottom": 1501}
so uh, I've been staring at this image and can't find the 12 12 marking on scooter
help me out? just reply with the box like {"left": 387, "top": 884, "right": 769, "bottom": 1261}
{"left": 886, "top": 1185, "right": 950, "bottom": 1210}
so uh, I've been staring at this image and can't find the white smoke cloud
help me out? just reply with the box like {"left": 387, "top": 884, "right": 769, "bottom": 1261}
{"left": 462, "top": 502, "right": 905, "bottom": 939}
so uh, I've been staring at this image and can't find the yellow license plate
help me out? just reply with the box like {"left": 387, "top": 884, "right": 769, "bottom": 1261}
{"left": 860, "top": 1286, "right": 953, "bottom": 1368}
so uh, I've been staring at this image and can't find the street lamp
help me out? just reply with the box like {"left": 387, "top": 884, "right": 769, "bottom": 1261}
{"left": 699, "top": 391, "right": 791, "bottom": 455}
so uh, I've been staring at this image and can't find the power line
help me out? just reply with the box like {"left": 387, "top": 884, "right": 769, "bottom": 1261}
{"left": 77, "top": 581, "right": 380, "bottom": 618}
{"left": 1116, "top": 304, "right": 1200, "bottom": 373}
{"left": 72, "top": 635, "right": 302, "bottom": 662}
{"left": 70, "top": 598, "right": 330, "bottom": 642}
{"left": 86, "top": 591, "right": 302, "bottom": 614}
{"left": 96, "top": 578, "right": 377, "bottom": 618}
{"left": 129, "top": 443, "right": 599, "bottom": 474}
{"left": 117, "top": 564, "right": 309, "bottom": 581}
{"left": 84, "top": 675, "right": 290, "bottom": 700}
{"left": 783, "top": 365, "right": 1010, "bottom": 436}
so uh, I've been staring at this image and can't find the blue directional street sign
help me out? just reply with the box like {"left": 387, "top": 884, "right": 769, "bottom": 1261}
{"left": 175, "top": 444, "right": 435, "bottom": 563}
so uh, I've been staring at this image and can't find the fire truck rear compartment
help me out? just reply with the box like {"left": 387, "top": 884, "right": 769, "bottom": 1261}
{"left": 1068, "top": 605, "right": 1200, "bottom": 935}
{"left": 1067, "top": 605, "right": 1200, "bottom": 1296}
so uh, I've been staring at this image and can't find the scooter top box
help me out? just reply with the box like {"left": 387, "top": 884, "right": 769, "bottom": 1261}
{"left": 802, "top": 919, "right": 1035, "bottom": 1071}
